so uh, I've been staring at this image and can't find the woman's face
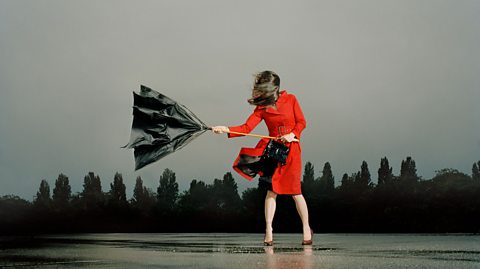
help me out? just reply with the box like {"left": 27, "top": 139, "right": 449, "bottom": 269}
{"left": 252, "top": 89, "right": 263, "bottom": 98}
{"left": 251, "top": 85, "right": 279, "bottom": 98}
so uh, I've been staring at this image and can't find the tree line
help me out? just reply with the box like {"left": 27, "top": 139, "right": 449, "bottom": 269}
{"left": 1, "top": 157, "right": 479, "bottom": 234}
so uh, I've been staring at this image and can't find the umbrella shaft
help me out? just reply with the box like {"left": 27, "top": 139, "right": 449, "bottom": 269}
{"left": 226, "top": 131, "right": 277, "bottom": 140}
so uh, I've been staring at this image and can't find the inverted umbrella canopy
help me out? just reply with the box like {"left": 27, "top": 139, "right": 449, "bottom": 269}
{"left": 123, "top": 85, "right": 209, "bottom": 170}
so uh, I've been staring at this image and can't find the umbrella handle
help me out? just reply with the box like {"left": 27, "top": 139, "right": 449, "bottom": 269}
{"left": 226, "top": 130, "right": 278, "bottom": 140}
{"left": 224, "top": 130, "right": 299, "bottom": 142}
{"left": 207, "top": 127, "right": 278, "bottom": 140}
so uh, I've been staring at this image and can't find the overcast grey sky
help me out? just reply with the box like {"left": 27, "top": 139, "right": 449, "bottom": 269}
{"left": 1, "top": 0, "right": 479, "bottom": 200}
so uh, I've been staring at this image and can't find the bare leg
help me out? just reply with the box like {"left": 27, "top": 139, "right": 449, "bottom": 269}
{"left": 292, "top": 194, "right": 312, "bottom": 240}
{"left": 264, "top": 190, "right": 277, "bottom": 242}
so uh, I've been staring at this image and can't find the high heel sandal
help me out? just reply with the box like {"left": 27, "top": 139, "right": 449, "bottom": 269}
{"left": 302, "top": 229, "right": 313, "bottom": 245}
{"left": 264, "top": 231, "right": 273, "bottom": 246}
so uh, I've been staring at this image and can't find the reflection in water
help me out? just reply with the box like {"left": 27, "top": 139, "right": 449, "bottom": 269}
{"left": 1, "top": 234, "right": 479, "bottom": 269}
{"left": 264, "top": 245, "right": 313, "bottom": 269}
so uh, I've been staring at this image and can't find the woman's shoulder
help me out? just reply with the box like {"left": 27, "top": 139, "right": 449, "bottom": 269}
{"left": 278, "top": 90, "right": 297, "bottom": 102}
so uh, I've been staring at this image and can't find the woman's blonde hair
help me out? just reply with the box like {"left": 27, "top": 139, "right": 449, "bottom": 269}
{"left": 248, "top": 71, "right": 280, "bottom": 106}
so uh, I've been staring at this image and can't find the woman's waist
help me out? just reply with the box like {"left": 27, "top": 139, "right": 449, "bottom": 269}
{"left": 267, "top": 125, "right": 294, "bottom": 137}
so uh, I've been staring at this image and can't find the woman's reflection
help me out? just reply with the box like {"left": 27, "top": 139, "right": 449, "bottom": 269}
{"left": 264, "top": 245, "right": 313, "bottom": 269}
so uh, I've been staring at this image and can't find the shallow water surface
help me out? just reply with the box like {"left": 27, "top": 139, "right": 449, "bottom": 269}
{"left": 1, "top": 233, "right": 479, "bottom": 268}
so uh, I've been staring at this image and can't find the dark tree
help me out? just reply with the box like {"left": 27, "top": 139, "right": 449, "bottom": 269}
{"left": 219, "top": 172, "right": 242, "bottom": 211}
{"left": 302, "top": 161, "right": 315, "bottom": 199}
{"left": 341, "top": 173, "right": 353, "bottom": 187}
{"left": 0, "top": 195, "right": 31, "bottom": 233}
{"left": 378, "top": 157, "right": 393, "bottom": 185}
{"left": 157, "top": 168, "right": 179, "bottom": 211}
{"left": 177, "top": 179, "right": 214, "bottom": 224}
{"left": 400, "top": 156, "right": 418, "bottom": 182}
{"left": 34, "top": 179, "right": 51, "bottom": 207}
{"left": 355, "top": 161, "right": 371, "bottom": 187}
{"left": 109, "top": 172, "right": 127, "bottom": 207}
{"left": 303, "top": 161, "right": 315, "bottom": 184}
{"left": 82, "top": 172, "right": 104, "bottom": 210}
{"left": 3, "top": 158, "right": 480, "bottom": 234}
{"left": 472, "top": 161, "right": 480, "bottom": 181}
{"left": 208, "top": 173, "right": 241, "bottom": 213}
{"left": 433, "top": 168, "right": 470, "bottom": 180}
{"left": 319, "top": 162, "right": 335, "bottom": 194}
{"left": 133, "top": 176, "right": 145, "bottom": 205}
{"left": 131, "top": 176, "right": 156, "bottom": 214}
{"left": 52, "top": 173, "right": 71, "bottom": 208}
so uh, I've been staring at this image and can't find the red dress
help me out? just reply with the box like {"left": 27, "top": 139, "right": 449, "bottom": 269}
{"left": 228, "top": 90, "right": 306, "bottom": 195}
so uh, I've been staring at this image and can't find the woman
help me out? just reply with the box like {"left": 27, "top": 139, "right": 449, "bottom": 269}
{"left": 212, "top": 71, "right": 313, "bottom": 246}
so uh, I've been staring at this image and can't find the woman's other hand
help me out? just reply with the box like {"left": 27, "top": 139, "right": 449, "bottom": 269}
{"left": 211, "top": 126, "right": 230, "bottom": 134}
{"left": 280, "top": 133, "right": 299, "bottom": 143}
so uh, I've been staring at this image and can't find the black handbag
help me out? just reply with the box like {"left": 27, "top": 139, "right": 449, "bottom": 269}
{"left": 263, "top": 139, "right": 289, "bottom": 165}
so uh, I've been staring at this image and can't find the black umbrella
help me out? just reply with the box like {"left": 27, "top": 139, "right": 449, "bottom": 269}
{"left": 122, "top": 85, "right": 210, "bottom": 170}
{"left": 123, "top": 85, "right": 276, "bottom": 170}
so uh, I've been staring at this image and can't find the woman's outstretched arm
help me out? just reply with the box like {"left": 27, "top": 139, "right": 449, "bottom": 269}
{"left": 211, "top": 109, "right": 263, "bottom": 138}
{"left": 227, "top": 109, "right": 263, "bottom": 138}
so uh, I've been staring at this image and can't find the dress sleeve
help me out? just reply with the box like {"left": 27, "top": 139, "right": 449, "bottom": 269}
{"left": 227, "top": 109, "right": 263, "bottom": 138}
{"left": 291, "top": 95, "right": 307, "bottom": 139}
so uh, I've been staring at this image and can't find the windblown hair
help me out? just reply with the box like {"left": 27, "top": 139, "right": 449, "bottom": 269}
{"left": 247, "top": 71, "right": 280, "bottom": 106}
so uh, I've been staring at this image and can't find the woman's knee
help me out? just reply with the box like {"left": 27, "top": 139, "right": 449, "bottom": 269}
{"left": 292, "top": 194, "right": 304, "bottom": 202}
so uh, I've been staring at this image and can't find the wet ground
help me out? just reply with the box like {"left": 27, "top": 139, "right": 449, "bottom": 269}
{"left": 0, "top": 233, "right": 479, "bottom": 268}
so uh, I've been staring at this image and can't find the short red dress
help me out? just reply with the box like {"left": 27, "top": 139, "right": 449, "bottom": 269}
{"left": 228, "top": 90, "right": 306, "bottom": 195}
